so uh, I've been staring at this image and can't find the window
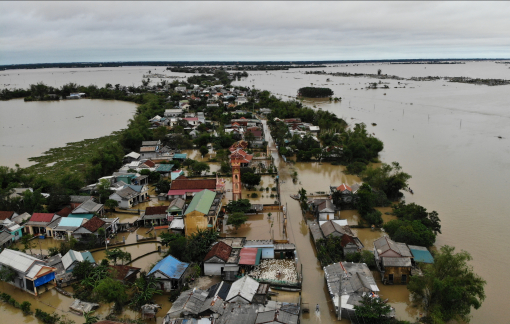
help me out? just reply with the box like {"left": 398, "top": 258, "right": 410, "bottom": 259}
{"left": 401, "top": 274, "right": 407, "bottom": 284}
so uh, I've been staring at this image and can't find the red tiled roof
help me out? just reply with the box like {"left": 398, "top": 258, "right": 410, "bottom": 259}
{"left": 184, "top": 117, "right": 198, "bottom": 121}
{"left": 204, "top": 241, "right": 232, "bottom": 263}
{"left": 0, "top": 211, "right": 15, "bottom": 221}
{"left": 246, "top": 129, "right": 262, "bottom": 137}
{"left": 144, "top": 206, "right": 168, "bottom": 216}
{"left": 167, "top": 189, "right": 203, "bottom": 196}
{"left": 81, "top": 216, "right": 106, "bottom": 233}
{"left": 341, "top": 234, "right": 357, "bottom": 247}
{"left": 56, "top": 207, "right": 72, "bottom": 217}
{"left": 30, "top": 213, "right": 54, "bottom": 223}
{"left": 171, "top": 178, "right": 216, "bottom": 190}
{"left": 143, "top": 160, "right": 156, "bottom": 168}
{"left": 337, "top": 184, "right": 352, "bottom": 192}
{"left": 175, "top": 175, "right": 187, "bottom": 180}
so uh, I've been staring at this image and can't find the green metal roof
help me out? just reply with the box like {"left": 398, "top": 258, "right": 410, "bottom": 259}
{"left": 156, "top": 164, "right": 174, "bottom": 172}
{"left": 68, "top": 213, "right": 94, "bottom": 220}
{"left": 184, "top": 189, "right": 216, "bottom": 215}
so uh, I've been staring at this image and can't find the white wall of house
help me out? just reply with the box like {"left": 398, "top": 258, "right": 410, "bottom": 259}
{"left": 204, "top": 263, "right": 224, "bottom": 276}
{"left": 109, "top": 193, "right": 132, "bottom": 209}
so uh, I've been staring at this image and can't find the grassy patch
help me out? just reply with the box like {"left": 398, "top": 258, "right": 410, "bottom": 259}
{"left": 25, "top": 131, "right": 122, "bottom": 181}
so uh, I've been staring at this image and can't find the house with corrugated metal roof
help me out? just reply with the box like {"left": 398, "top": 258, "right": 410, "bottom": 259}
{"left": 109, "top": 185, "right": 140, "bottom": 209}
{"left": 183, "top": 189, "right": 223, "bottom": 237}
{"left": 320, "top": 220, "right": 364, "bottom": 255}
{"left": 72, "top": 199, "right": 104, "bottom": 216}
{"left": 25, "top": 213, "right": 58, "bottom": 235}
{"left": 147, "top": 254, "right": 191, "bottom": 292}
{"left": 61, "top": 249, "right": 96, "bottom": 273}
{"left": 373, "top": 236, "right": 413, "bottom": 284}
{"left": 324, "top": 261, "right": 385, "bottom": 320}
{"left": 0, "top": 249, "right": 57, "bottom": 296}
{"left": 52, "top": 217, "right": 87, "bottom": 239}
{"left": 225, "top": 276, "right": 268, "bottom": 304}
{"left": 139, "top": 206, "right": 169, "bottom": 227}
{"left": 1, "top": 218, "right": 23, "bottom": 241}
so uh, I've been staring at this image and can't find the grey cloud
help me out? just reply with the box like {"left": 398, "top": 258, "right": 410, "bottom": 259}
{"left": 1, "top": 1, "right": 509, "bottom": 64}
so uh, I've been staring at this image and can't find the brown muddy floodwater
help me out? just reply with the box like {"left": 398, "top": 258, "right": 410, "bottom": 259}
{"left": 0, "top": 98, "right": 137, "bottom": 167}
{"left": 2, "top": 62, "right": 509, "bottom": 322}
{"left": 237, "top": 63, "right": 510, "bottom": 323}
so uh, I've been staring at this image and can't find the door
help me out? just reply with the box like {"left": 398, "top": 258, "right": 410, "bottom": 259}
{"left": 401, "top": 274, "right": 407, "bottom": 284}
{"left": 388, "top": 274, "right": 394, "bottom": 284}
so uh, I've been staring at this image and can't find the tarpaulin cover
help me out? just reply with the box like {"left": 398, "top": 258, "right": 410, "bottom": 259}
{"left": 34, "top": 271, "right": 55, "bottom": 287}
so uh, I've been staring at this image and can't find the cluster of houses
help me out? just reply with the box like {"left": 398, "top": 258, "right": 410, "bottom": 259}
{"left": 0, "top": 196, "right": 119, "bottom": 247}
{"left": 322, "top": 235, "right": 434, "bottom": 320}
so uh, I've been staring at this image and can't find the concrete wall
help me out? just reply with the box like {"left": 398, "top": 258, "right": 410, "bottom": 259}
{"left": 204, "top": 263, "right": 224, "bottom": 276}
{"left": 383, "top": 266, "right": 412, "bottom": 284}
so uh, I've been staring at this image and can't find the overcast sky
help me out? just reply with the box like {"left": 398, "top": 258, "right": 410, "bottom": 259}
{"left": 1, "top": 1, "right": 509, "bottom": 64}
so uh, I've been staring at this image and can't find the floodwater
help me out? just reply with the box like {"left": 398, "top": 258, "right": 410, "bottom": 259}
{"left": 0, "top": 98, "right": 136, "bottom": 167}
{"left": 1, "top": 62, "right": 509, "bottom": 322}
{"left": 235, "top": 62, "right": 510, "bottom": 323}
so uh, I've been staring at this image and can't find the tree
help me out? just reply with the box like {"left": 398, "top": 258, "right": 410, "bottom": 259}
{"left": 72, "top": 260, "right": 95, "bottom": 281}
{"left": 393, "top": 202, "right": 441, "bottom": 235}
{"left": 0, "top": 266, "right": 17, "bottom": 282}
{"left": 188, "top": 161, "right": 210, "bottom": 175}
{"left": 377, "top": 69, "right": 382, "bottom": 75}
{"left": 105, "top": 248, "right": 131, "bottom": 265}
{"left": 361, "top": 162, "right": 411, "bottom": 200}
{"left": 227, "top": 212, "right": 248, "bottom": 233}
{"left": 408, "top": 245, "right": 486, "bottom": 324}
{"left": 241, "top": 172, "right": 261, "bottom": 188}
{"left": 244, "top": 131, "right": 256, "bottom": 145}
{"left": 298, "top": 87, "right": 333, "bottom": 98}
{"left": 129, "top": 271, "right": 162, "bottom": 308}
{"left": 93, "top": 277, "right": 129, "bottom": 307}
{"left": 155, "top": 179, "right": 171, "bottom": 194}
{"left": 225, "top": 199, "right": 252, "bottom": 213}
{"left": 96, "top": 179, "right": 111, "bottom": 204}
{"left": 104, "top": 199, "right": 119, "bottom": 212}
{"left": 20, "top": 234, "right": 36, "bottom": 254}
{"left": 354, "top": 294, "right": 392, "bottom": 323}
{"left": 199, "top": 146, "right": 209, "bottom": 157}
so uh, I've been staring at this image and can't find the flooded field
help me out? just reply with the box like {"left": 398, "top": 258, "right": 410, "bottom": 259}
{"left": 0, "top": 98, "right": 136, "bottom": 167}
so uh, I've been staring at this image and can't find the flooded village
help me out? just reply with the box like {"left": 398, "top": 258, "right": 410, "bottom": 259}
{"left": 0, "top": 63, "right": 493, "bottom": 324}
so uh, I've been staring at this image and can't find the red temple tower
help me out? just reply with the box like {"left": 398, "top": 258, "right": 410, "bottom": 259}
{"left": 231, "top": 151, "right": 243, "bottom": 201}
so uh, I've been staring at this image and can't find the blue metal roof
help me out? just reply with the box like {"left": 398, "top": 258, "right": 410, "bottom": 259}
{"left": 409, "top": 246, "right": 434, "bottom": 264}
{"left": 148, "top": 254, "right": 189, "bottom": 279}
{"left": 58, "top": 217, "right": 84, "bottom": 227}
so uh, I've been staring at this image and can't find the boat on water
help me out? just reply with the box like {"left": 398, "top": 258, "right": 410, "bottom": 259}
{"left": 290, "top": 194, "right": 300, "bottom": 200}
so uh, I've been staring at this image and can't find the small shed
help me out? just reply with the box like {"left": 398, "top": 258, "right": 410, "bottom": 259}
{"left": 408, "top": 245, "right": 434, "bottom": 264}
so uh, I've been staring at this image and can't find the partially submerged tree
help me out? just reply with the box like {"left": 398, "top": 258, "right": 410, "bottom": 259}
{"left": 408, "top": 245, "right": 486, "bottom": 324}
{"left": 227, "top": 212, "right": 248, "bottom": 233}
{"left": 354, "top": 294, "right": 392, "bottom": 323}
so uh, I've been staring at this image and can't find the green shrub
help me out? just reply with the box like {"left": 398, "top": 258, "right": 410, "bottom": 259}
{"left": 20, "top": 301, "right": 32, "bottom": 315}
{"left": 35, "top": 309, "right": 60, "bottom": 324}
{"left": 251, "top": 193, "right": 258, "bottom": 198}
